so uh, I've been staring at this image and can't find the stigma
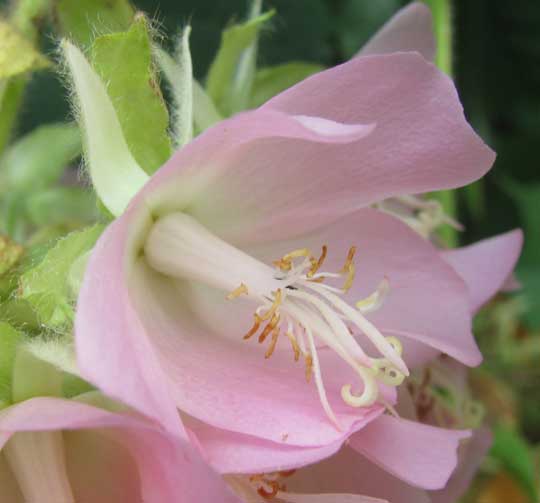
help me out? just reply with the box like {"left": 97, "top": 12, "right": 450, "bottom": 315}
{"left": 145, "top": 212, "right": 408, "bottom": 427}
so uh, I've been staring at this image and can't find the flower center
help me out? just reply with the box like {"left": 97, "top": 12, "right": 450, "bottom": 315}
{"left": 145, "top": 212, "right": 408, "bottom": 427}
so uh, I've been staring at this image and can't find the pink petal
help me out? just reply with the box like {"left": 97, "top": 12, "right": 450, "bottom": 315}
{"left": 0, "top": 398, "right": 241, "bottom": 503}
{"left": 441, "top": 230, "right": 523, "bottom": 313}
{"left": 186, "top": 417, "right": 345, "bottom": 474}
{"left": 248, "top": 208, "right": 479, "bottom": 367}
{"left": 430, "top": 427, "right": 492, "bottom": 503}
{"left": 287, "top": 444, "right": 429, "bottom": 503}
{"left": 141, "top": 54, "right": 493, "bottom": 245}
{"left": 348, "top": 415, "right": 470, "bottom": 490}
{"left": 358, "top": 2, "right": 435, "bottom": 61}
{"left": 75, "top": 210, "right": 184, "bottom": 437}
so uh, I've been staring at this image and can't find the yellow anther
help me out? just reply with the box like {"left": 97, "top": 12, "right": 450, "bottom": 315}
{"left": 283, "top": 248, "right": 311, "bottom": 262}
{"left": 273, "top": 248, "right": 311, "bottom": 271}
{"left": 226, "top": 282, "right": 248, "bottom": 300}
{"left": 259, "top": 289, "right": 282, "bottom": 321}
{"left": 305, "top": 353, "right": 313, "bottom": 382}
{"left": 243, "top": 314, "right": 262, "bottom": 340}
{"left": 307, "top": 245, "right": 327, "bottom": 278}
{"left": 340, "top": 246, "right": 357, "bottom": 292}
{"left": 259, "top": 313, "right": 280, "bottom": 343}
{"left": 285, "top": 331, "right": 301, "bottom": 361}
{"left": 265, "top": 326, "right": 281, "bottom": 359}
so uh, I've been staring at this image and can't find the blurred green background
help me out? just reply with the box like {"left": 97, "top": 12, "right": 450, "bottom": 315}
{"left": 1, "top": 0, "right": 538, "bottom": 499}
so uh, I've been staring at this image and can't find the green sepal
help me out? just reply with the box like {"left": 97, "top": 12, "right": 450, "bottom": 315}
{"left": 54, "top": 0, "right": 134, "bottom": 48}
{"left": 0, "top": 322, "right": 23, "bottom": 406}
{"left": 18, "top": 224, "right": 104, "bottom": 329}
{"left": 206, "top": 9, "right": 274, "bottom": 116}
{"left": 91, "top": 15, "right": 172, "bottom": 174}
{"left": 249, "top": 62, "right": 325, "bottom": 108}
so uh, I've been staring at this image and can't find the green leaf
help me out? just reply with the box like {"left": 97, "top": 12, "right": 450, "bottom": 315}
{"left": 0, "top": 322, "right": 22, "bottom": 406}
{"left": 206, "top": 9, "right": 274, "bottom": 116}
{"left": 0, "top": 235, "right": 23, "bottom": 276}
{"left": 18, "top": 224, "right": 103, "bottom": 329}
{"left": 249, "top": 62, "right": 325, "bottom": 108}
{"left": 91, "top": 15, "right": 172, "bottom": 174}
{"left": 0, "top": 19, "right": 50, "bottom": 79}
{"left": 25, "top": 187, "right": 98, "bottom": 227}
{"left": 0, "top": 123, "right": 81, "bottom": 193}
{"left": 61, "top": 40, "right": 149, "bottom": 216}
{"left": 491, "top": 426, "right": 538, "bottom": 501}
{"left": 54, "top": 0, "right": 134, "bottom": 48}
{"left": 154, "top": 28, "right": 193, "bottom": 148}
{"left": 0, "top": 240, "right": 51, "bottom": 301}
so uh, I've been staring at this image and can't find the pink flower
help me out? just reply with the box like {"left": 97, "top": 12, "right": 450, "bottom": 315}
{"left": 0, "top": 395, "right": 241, "bottom": 503}
{"left": 74, "top": 0, "right": 521, "bottom": 492}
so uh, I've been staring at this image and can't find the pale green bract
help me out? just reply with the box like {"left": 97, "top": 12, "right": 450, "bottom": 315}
{"left": 62, "top": 40, "right": 149, "bottom": 216}
{"left": 154, "top": 27, "right": 194, "bottom": 149}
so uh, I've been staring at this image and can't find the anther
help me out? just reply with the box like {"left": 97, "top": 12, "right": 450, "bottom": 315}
{"left": 273, "top": 248, "right": 311, "bottom": 271}
{"left": 305, "top": 353, "right": 313, "bottom": 382}
{"left": 260, "top": 289, "right": 282, "bottom": 321}
{"left": 265, "top": 326, "right": 281, "bottom": 359}
{"left": 258, "top": 313, "right": 280, "bottom": 343}
{"left": 340, "top": 246, "right": 357, "bottom": 292}
{"left": 307, "top": 245, "right": 327, "bottom": 278}
{"left": 226, "top": 283, "right": 248, "bottom": 300}
{"left": 243, "top": 314, "right": 262, "bottom": 340}
{"left": 285, "top": 331, "right": 301, "bottom": 361}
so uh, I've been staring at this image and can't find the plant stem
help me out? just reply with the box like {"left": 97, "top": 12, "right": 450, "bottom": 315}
{"left": 424, "top": 0, "right": 458, "bottom": 247}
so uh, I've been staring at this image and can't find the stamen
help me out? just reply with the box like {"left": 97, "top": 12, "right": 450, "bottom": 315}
{"left": 260, "top": 289, "right": 282, "bottom": 321}
{"left": 257, "top": 483, "right": 279, "bottom": 499}
{"left": 265, "top": 326, "right": 281, "bottom": 359}
{"left": 307, "top": 245, "right": 327, "bottom": 278}
{"left": 226, "top": 282, "right": 248, "bottom": 300}
{"left": 355, "top": 277, "right": 390, "bottom": 314}
{"left": 273, "top": 248, "right": 311, "bottom": 271}
{"left": 339, "top": 246, "right": 357, "bottom": 292}
{"left": 341, "top": 366, "right": 378, "bottom": 408}
{"left": 285, "top": 330, "right": 301, "bottom": 361}
{"left": 304, "top": 353, "right": 313, "bottom": 382}
{"left": 243, "top": 314, "right": 262, "bottom": 340}
{"left": 258, "top": 313, "right": 280, "bottom": 343}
